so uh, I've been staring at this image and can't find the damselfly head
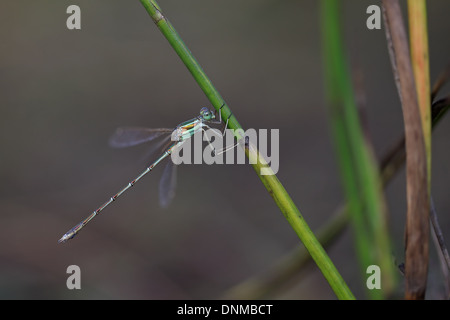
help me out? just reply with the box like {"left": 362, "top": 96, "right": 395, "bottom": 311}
{"left": 199, "top": 107, "right": 215, "bottom": 121}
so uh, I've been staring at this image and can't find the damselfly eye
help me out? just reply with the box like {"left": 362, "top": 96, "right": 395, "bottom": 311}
{"left": 200, "top": 107, "right": 213, "bottom": 120}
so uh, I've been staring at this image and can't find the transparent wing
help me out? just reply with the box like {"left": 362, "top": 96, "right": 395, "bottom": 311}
{"left": 109, "top": 127, "right": 173, "bottom": 148}
{"left": 140, "top": 135, "right": 172, "bottom": 166}
{"left": 159, "top": 159, "right": 177, "bottom": 208}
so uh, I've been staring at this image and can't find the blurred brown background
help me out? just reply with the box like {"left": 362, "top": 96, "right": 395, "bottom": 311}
{"left": 0, "top": 0, "right": 449, "bottom": 299}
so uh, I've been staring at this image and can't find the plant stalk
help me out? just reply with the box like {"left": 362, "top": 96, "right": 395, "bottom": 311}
{"left": 139, "top": 0, "right": 355, "bottom": 300}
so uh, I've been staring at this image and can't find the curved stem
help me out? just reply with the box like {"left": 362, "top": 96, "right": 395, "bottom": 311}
{"left": 139, "top": 0, "right": 354, "bottom": 300}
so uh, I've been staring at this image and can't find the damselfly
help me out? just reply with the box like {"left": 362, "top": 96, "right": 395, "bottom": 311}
{"left": 58, "top": 106, "right": 233, "bottom": 243}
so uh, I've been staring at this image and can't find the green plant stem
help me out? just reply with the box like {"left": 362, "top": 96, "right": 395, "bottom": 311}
{"left": 223, "top": 203, "right": 349, "bottom": 299}
{"left": 139, "top": 0, "right": 236, "bottom": 130}
{"left": 139, "top": 0, "right": 354, "bottom": 300}
{"left": 321, "top": 0, "right": 395, "bottom": 298}
{"left": 224, "top": 82, "right": 450, "bottom": 299}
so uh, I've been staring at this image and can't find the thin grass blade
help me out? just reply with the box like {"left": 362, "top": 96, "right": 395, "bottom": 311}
{"left": 321, "top": 0, "right": 396, "bottom": 298}
{"left": 139, "top": 0, "right": 355, "bottom": 300}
